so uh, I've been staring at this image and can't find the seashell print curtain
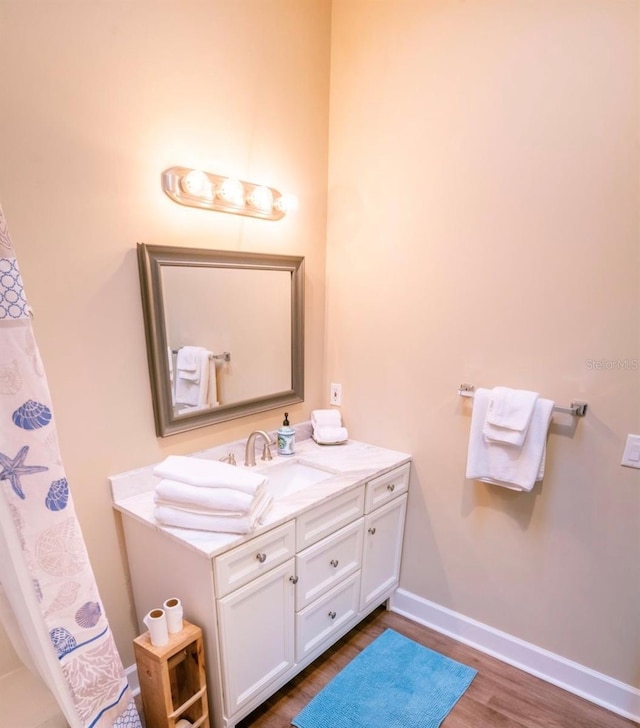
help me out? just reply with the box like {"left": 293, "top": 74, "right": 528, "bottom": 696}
{"left": 0, "top": 204, "right": 141, "bottom": 728}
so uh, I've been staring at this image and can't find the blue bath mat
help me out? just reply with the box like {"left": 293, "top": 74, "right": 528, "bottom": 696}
{"left": 291, "top": 629, "right": 477, "bottom": 728}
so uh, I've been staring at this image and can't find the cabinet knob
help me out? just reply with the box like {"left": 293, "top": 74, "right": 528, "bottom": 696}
{"left": 328, "top": 611, "right": 337, "bottom": 620}
{"left": 289, "top": 575, "right": 299, "bottom": 584}
{"left": 330, "top": 559, "right": 339, "bottom": 568}
{"left": 368, "top": 527, "right": 376, "bottom": 535}
{"left": 256, "top": 552, "right": 267, "bottom": 563}
{"left": 387, "top": 483, "right": 396, "bottom": 492}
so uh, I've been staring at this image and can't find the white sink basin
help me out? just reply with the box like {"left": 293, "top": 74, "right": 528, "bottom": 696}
{"left": 261, "top": 460, "right": 334, "bottom": 498}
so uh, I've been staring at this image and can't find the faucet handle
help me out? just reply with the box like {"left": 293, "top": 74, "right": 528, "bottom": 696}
{"left": 261, "top": 442, "right": 273, "bottom": 462}
{"left": 219, "top": 452, "right": 237, "bottom": 466}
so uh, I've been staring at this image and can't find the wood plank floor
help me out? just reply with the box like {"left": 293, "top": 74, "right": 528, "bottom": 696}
{"left": 237, "top": 607, "right": 638, "bottom": 728}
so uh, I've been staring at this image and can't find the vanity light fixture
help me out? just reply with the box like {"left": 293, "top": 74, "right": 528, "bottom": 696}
{"left": 161, "top": 166, "right": 298, "bottom": 221}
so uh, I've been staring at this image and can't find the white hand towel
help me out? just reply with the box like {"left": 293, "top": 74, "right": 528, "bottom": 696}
{"left": 176, "top": 346, "right": 200, "bottom": 381}
{"left": 313, "top": 425, "right": 348, "bottom": 444}
{"left": 154, "top": 479, "right": 258, "bottom": 513}
{"left": 154, "top": 490, "right": 273, "bottom": 534}
{"left": 311, "top": 409, "right": 342, "bottom": 429}
{"left": 482, "top": 387, "right": 539, "bottom": 446}
{"left": 175, "top": 347, "right": 211, "bottom": 405}
{"left": 153, "top": 455, "right": 266, "bottom": 494}
{"left": 466, "top": 388, "right": 554, "bottom": 491}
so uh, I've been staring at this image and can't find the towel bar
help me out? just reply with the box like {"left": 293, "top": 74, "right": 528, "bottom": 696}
{"left": 172, "top": 349, "right": 231, "bottom": 362}
{"left": 458, "top": 384, "right": 588, "bottom": 417}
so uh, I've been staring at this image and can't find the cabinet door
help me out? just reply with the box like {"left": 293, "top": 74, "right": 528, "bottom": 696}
{"left": 360, "top": 494, "right": 407, "bottom": 612}
{"left": 217, "top": 559, "right": 295, "bottom": 718}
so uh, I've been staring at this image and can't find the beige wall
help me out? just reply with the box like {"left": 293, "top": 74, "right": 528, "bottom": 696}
{"left": 1, "top": 0, "right": 638, "bottom": 701}
{"left": 0, "top": 0, "right": 331, "bottom": 666}
{"left": 327, "top": 0, "right": 639, "bottom": 686}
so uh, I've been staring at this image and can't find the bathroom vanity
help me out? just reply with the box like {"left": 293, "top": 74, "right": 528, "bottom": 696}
{"left": 111, "top": 432, "right": 411, "bottom": 728}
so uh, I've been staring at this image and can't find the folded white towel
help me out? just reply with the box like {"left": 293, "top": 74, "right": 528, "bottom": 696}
{"left": 154, "top": 490, "right": 273, "bottom": 534}
{"left": 466, "top": 388, "right": 554, "bottom": 491}
{"left": 153, "top": 456, "right": 266, "bottom": 495}
{"left": 313, "top": 425, "right": 348, "bottom": 445}
{"left": 176, "top": 346, "right": 200, "bottom": 381}
{"left": 482, "top": 387, "right": 539, "bottom": 446}
{"left": 175, "top": 347, "right": 212, "bottom": 405}
{"left": 154, "top": 479, "right": 258, "bottom": 513}
{"left": 311, "top": 409, "right": 342, "bottom": 428}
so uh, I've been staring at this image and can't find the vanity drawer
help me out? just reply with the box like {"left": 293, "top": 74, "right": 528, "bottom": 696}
{"left": 364, "top": 462, "right": 410, "bottom": 514}
{"left": 214, "top": 521, "right": 296, "bottom": 598}
{"left": 296, "top": 485, "right": 364, "bottom": 551}
{"left": 296, "top": 518, "right": 363, "bottom": 611}
{"left": 295, "top": 571, "right": 360, "bottom": 663}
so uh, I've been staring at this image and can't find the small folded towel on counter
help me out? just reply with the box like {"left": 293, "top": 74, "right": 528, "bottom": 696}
{"left": 154, "top": 479, "right": 259, "bottom": 514}
{"left": 311, "top": 409, "right": 348, "bottom": 444}
{"left": 466, "top": 388, "right": 554, "bottom": 491}
{"left": 482, "top": 386, "right": 539, "bottom": 446}
{"left": 153, "top": 455, "right": 266, "bottom": 494}
{"left": 154, "top": 489, "right": 273, "bottom": 534}
{"left": 311, "top": 409, "right": 342, "bottom": 429}
{"left": 313, "top": 425, "right": 349, "bottom": 445}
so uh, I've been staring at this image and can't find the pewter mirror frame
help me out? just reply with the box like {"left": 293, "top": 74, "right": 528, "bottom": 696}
{"left": 137, "top": 243, "right": 304, "bottom": 437}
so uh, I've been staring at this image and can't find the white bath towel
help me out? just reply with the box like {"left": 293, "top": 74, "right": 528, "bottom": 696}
{"left": 482, "top": 386, "right": 539, "bottom": 446}
{"left": 154, "top": 479, "right": 259, "bottom": 514}
{"left": 466, "top": 388, "right": 554, "bottom": 491}
{"left": 153, "top": 455, "right": 266, "bottom": 494}
{"left": 311, "top": 409, "right": 342, "bottom": 428}
{"left": 154, "top": 490, "right": 273, "bottom": 534}
{"left": 313, "top": 425, "right": 348, "bottom": 445}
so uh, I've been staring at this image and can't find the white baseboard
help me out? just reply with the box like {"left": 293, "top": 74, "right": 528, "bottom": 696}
{"left": 389, "top": 588, "right": 640, "bottom": 723}
{"left": 125, "top": 662, "right": 140, "bottom": 698}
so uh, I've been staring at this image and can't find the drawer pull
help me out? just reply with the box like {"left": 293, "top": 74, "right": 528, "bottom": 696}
{"left": 328, "top": 611, "right": 337, "bottom": 620}
{"left": 289, "top": 575, "right": 299, "bottom": 584}
{"left": 256, "top": 552, "right": 267, "bottom": 563}
{"left": 387, "top": 483, "right": 396, "bottom": 492}
{"left": 330, "top": 559, "right": 339, "bottom": 568}
{"left": 368, "top": 527, "right": 376, "bottom": 535}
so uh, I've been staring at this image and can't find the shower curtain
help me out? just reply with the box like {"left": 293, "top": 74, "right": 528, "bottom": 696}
{"left": 0, "top": 204, "right": 141, "bottom": 728}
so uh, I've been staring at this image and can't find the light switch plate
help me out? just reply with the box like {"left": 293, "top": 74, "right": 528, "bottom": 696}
{"left": 621, "top": 434, "right": 640, "bottom": 469}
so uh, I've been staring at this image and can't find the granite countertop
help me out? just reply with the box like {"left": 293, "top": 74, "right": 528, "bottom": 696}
{"left": 110, "top": 425, "right": 411, "bottom": 559}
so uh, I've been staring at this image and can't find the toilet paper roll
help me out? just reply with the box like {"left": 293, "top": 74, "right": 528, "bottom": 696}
{"left": 163, "top": 597, "right": 184, "bottom": 634}
{"left": 175, "top": 720, "right": 193, "bottom": 728}
{"left": 143, "top": 608, "right": 169, "bottom": 647}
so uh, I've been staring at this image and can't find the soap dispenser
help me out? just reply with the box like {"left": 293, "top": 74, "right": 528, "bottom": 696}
{"left": 277, "top": 412, "right": 295, "bottom": 456}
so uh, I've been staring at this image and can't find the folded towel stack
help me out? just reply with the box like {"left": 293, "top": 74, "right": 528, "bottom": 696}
{"left": 466, "top": 387, "right": 554, "bottom": 492}
{"left": 311, "top": 409, "right": 348, "bottom": 445}
{"left": 151, "top": 455, "right": 272, "bottom": 534}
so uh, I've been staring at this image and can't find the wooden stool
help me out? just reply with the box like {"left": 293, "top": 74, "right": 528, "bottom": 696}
{"left": 134, "top": 620, "right": 210, "bottom": 728}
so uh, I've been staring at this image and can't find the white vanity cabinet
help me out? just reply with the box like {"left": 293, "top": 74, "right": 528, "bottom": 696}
{"left": 115, "top": 451, "right": 410, "bottom": 728}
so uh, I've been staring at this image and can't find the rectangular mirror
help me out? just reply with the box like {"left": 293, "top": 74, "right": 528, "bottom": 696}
{"left": 137, "top": 243, "right": 304, "bottom": 436}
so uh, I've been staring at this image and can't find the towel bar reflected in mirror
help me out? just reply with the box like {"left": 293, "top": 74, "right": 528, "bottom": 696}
{"left": 458, "top": 383, "right": 588, "bottom": 417}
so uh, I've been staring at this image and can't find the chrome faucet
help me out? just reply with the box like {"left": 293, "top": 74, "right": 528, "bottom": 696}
{"left": 244, "top": 430, "right": 274, "bottom": 467}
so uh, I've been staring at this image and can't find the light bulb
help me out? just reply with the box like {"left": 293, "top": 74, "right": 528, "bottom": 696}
{"left": 217, "top": 178, "right": 245, "bottom": 206}
{"left": 274, "top": 193, "right": 298, "bottom": 214}
{"left": 181, "top": 169, "right": 209, "bottom": 197}
{"left": 247, "top": 185, "right": 274, "bottom": 212}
